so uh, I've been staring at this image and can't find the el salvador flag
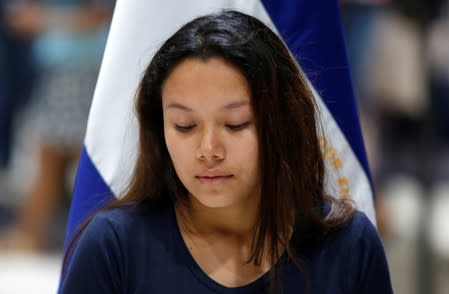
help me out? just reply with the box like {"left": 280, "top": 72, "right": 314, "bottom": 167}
{"left": 63, "top": 0, "right": 375, "bottom": 270}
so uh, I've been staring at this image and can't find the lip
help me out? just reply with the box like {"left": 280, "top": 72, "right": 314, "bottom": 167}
{"left": 196, "top": 175, "right": 233, "bottom": 184}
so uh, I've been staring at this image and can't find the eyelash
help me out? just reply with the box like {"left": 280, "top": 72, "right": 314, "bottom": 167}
{"left": 175, "top": 125, "right": 195, "bottom": 132}
{"left": 174, "top": 122, "right": 250, "bottom": 132}
{"left": 226, "top": 122, "right": 250, "bottom": 131}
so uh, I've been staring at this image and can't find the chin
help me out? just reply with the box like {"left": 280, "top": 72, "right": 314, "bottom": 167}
{"left": 190, "top": 192, "right": 237, "bottom": 209}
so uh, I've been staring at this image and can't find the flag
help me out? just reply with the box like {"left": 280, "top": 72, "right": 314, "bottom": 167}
{"left": 64, "top": 0, "right": 375, "bottom": 265}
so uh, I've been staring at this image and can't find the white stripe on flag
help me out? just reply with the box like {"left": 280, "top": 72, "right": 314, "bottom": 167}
{"left": 313, "top": 86, "right": 375, "bottom": 223}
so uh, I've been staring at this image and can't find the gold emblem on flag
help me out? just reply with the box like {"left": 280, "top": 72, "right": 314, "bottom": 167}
{"left": 319, "top": 135, "right": 351, "bottom": 200}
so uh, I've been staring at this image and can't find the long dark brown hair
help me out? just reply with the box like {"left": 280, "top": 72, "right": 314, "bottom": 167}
{"left": 64, "top": 10, "right": 356, "bottom": 292}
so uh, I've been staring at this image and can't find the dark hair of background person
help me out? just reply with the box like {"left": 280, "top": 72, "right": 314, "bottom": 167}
{"left": 63, "top": 10, "right": 356, "bottom": 293}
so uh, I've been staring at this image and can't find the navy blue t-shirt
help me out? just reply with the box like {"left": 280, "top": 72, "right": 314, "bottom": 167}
{"left": 60, "top": 203, "right": 393, "bottom": 293}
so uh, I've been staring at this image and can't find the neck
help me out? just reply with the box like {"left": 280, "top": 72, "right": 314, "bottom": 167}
{"left": 175, "top": 195, "right": 260, "bottom": 241}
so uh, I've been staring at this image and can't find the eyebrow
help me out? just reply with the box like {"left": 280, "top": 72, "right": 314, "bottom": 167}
{"left": 165, "top": 100, "right": 249, "bottom": 111}
{"left": 165, "top": 103, "right": 193, "bottom": 112}
{"left": 221, "top": 101, "right": 249, "bottom": 110}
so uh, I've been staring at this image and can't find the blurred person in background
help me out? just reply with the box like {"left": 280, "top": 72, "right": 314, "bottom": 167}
{"left": 341, "top": 0, "right": 444, "bottom": 217}
{"left": 427, "top": 0, "right": 449, "bottom": 279}
{"left": 340, "top": 0, "right": 392, "bottom": 232}
{"left": 340, "top": 0, "right": 390, "bottom": 106}
{"left": 343, "top": 0, "right": 448, "bottom": 293}
{"left": 342, "top": 0, "right": 443, "bottom": 183}
{"left": 428, "top": 0, "right": 449, "bottom": 179}
{"left": 0, "top": 1, "right": 36, "bottom": 194}
{"left": 0, "top": 0, "right": 114, "bottom": 251}
{"left": 368, "top": 0, "right": 443, "bottom": 187}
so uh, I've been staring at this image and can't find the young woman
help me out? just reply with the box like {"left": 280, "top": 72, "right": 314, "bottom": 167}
{"left": 60, "top": 10, "right": 393, "bottom": 294}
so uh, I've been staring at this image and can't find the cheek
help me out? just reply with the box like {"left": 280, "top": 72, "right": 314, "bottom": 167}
{"left": 164, "top": 130, "right": 193, "bottom": 175}
{"left": 233, "top": 135, "right": 259, "bottom": 174}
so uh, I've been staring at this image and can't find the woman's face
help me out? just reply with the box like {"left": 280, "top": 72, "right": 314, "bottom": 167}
{"left": 162, "top": 57, "right": 260, "bottom": 209}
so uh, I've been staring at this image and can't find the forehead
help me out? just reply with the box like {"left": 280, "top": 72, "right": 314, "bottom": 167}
{"left": 161, "top": 57, "right": 251, "bottom": 109}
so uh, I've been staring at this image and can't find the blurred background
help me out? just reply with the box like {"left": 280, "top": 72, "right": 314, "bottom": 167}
{"left": 0, "top": 0, "right": 115, "bottom": 292}
{"left": 0, "top": 0, "right": 448, "bottom": 293}
{"left": 341, "top": 0, "right": 449, "bottom": 293}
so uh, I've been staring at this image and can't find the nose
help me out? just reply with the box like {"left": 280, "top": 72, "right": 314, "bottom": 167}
{"left": 196, "top": 127, "right": 225, "bottom": 163}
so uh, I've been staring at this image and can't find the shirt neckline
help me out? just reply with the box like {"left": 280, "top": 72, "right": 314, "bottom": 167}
{"left": 169, "top": 204, "right": 274, "bottom": 293}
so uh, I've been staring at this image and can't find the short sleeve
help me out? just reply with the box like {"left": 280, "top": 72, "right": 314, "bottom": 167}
{"left": 354, "top": 214, "right": 394, "bottom": 294}
{"left": 60, "top": 213, "right": 123, "bottom": 294}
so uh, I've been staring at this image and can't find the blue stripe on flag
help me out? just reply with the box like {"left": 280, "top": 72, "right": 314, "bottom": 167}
{"left": 63, "top": 145, "right": 114, "bottom": 251}
{"left": 261, "top": 0, "right": 372, "bottom": 184}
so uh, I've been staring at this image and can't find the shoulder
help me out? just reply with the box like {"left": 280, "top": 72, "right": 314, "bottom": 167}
{"left": 62, "top": 202, "right": 175, "bottom": 293}
{"left": 297, "top": 209, "right": 392, "bottom": 293}
{"left": 85, "top": 202, "right": 174, "bottom": 242}
{"left": 72, "top": 202, "right": 171, "bottom": 256}
{"left": 68, "top": 201, "right": 174, "bottom": 262}
{"left": 324, "top": 210, "right": 393, "bottom": 293}
{"left": 320, "top": 210, "right": 386, "bottom": 266}
{"left": 336, "top": 210, "right": 380, "bottom": 245}
{"left": 61, "top": 206, "right": 141, "bottom": 293}
{"left": 312, "top": 204, "right": 383, "bottom": 257}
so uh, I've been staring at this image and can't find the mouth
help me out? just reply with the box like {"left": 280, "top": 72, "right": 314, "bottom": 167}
{"left": 196, "top": 175, "right": 233, "bottom": 184}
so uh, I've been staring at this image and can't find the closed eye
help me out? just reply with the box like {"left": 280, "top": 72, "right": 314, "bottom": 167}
{"left": 226, "top": 122, "right": 250, "bottom": 131}
{"left": 175, "top": 124, "right": 195, "bottom": 132}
